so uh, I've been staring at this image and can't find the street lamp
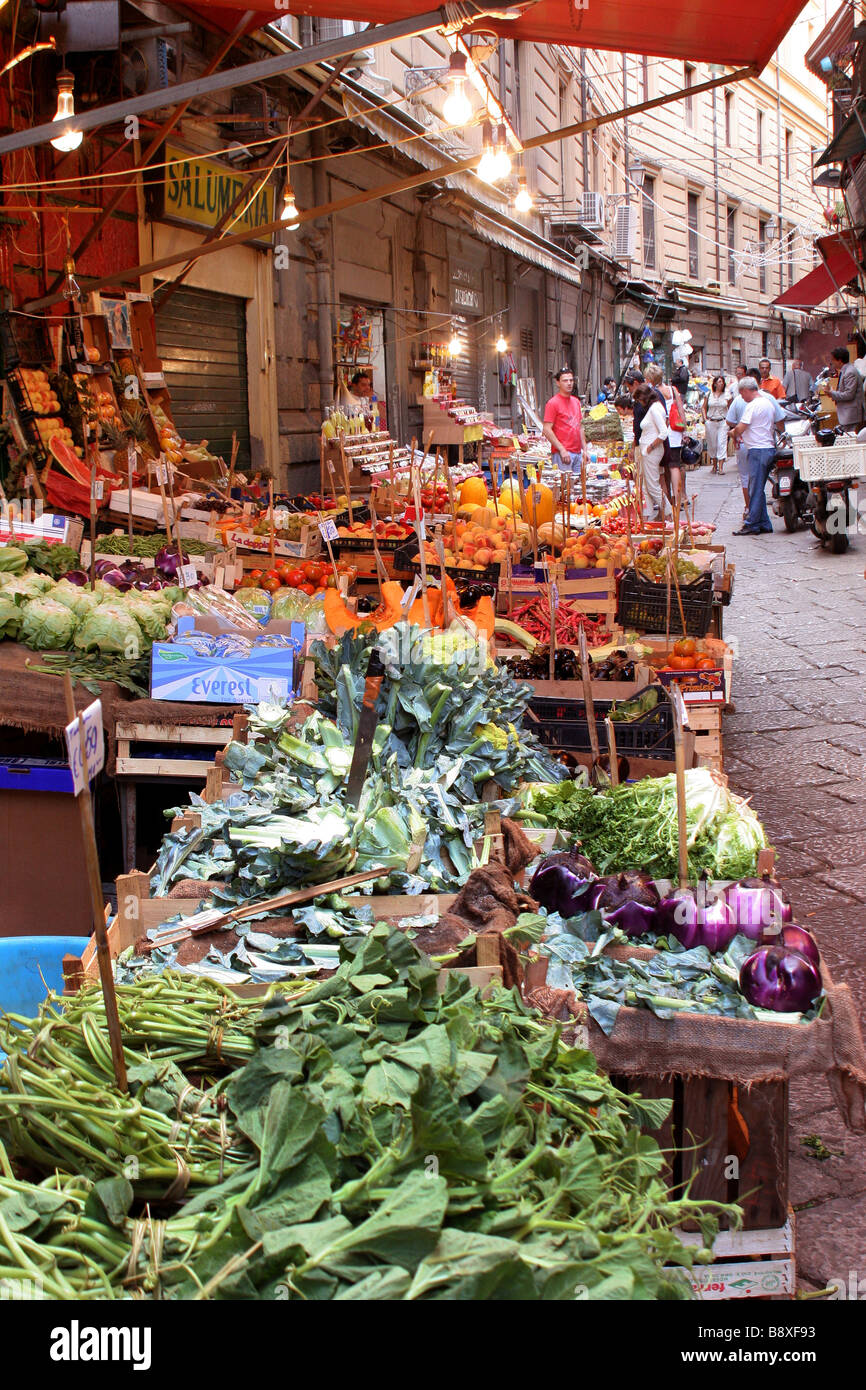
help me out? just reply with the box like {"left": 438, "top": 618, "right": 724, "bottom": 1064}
{"left": 627, "top": 156, "right": 645, "bottom": 193}
{"left": 280, "top": 184, "right": 299, "bottom": 228}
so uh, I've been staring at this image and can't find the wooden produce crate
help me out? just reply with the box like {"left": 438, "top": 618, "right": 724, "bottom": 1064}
{"left": 496, "top": 655, "right": 654, "bottom": 704}
{"left": 644, "top": 637, "right": 733, "bottom": 707}
{"left": 227, "top": 524, "right": 322, "bottom": 562}
{"left": 115, "top": 719, "right": 236, "bottom": 779}
{"left": 498, "top": 562, "right": 617, "bottom": 624}
{"left": 672, "top": 1214, "right": 796, "bottom": 1300}
{"left": 689, "top": 705, "right": 724, "bottom": 772}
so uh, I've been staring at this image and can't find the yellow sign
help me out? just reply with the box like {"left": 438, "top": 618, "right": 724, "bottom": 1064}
{"left": 161, "top": 142, "right": 275, "bottom": 238}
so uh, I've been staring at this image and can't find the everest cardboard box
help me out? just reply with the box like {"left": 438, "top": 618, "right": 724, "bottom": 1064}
{"left": 150, "top": 619, "right": 305, "bottom": 704}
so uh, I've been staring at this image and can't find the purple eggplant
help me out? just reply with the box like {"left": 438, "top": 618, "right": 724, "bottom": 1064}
{"left": 154, "top": 547, "right": 181, "bottom": 580}
{"left": 657, "top": 887, "right": 737, "bottom": 953}
{"left": 529, "top": 851, "right": 601, "bottom": 918}
{"left": 739, "top": 945, "right": 822, "bottom": 1013}
{"left": 594, "top": 871, "right": 661, "bottom": 939}
{"left": 724, "top": 877, "right": 792, "bottom": 941}
{"left": 100, "top": 568, "right": 133, "bottom": 592}
{"left": 605, "top": 898, "right": 660, "bottom": 939}
{"left": 775, "top": 923, "right": 820, "bottom": 968}
{"left": 93, "top": 558, "right": 119, "bottom": 578}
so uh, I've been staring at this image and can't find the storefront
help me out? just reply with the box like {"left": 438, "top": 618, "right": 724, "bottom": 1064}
{"left": 141, "top": 142, "right": 279, "bottom": 478}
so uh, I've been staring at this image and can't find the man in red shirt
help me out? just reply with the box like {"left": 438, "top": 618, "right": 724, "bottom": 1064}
{"left": 758, "top": 358, "right": 785, "bottom": 400}
{"left": 542, "top": 367, "right": 585, "bottom": 471}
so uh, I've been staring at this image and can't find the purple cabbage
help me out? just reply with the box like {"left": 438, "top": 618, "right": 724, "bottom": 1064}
{"left": 724, "top": 877, "right": 792, "bottom": 941}
{"left": 93, "top": 558, "right": 119, "bottom": 578}
{"left": 656, "top": 887, "right": 737, "bottom": 953}
{"left": 776, "top": 924, "right": 820, "bottom": 968}
{"left": 63, "top": 569, "right": 88, "bottom": 586}
{"left": 154, "top": 547, "right": 181, "bottom": 580}
{"left": 100, "top": 568, "right": 133, "bottom": 592}
{"left": 529, "top": 851, "right": 600, "bottom": 918}
{"left": 739, "top": 945, "right": 822, "bottom": 1013}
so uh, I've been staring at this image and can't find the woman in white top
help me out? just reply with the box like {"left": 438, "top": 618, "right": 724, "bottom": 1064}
{"left": 702, "top": 375, "right": 730, "bottom": 474}
{"left": 633, "top": 383, "right": 668, "bottom": 519}
{"left": 645, "top": 363, "right": 683, "bottom": 505}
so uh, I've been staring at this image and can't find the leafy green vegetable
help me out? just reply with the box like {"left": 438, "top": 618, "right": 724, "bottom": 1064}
{"left": 20, "top": 542, "right": 81, "bottom": 579}
{"left": 0, "top": 546, "right": 28, "bottom": 575}
{"left": 74, "top": 600, "right": 142, "bottom": 657}
{"left": 519, "top": 768, "right": 767, "bottom": 881}
{"left": 19, "top": 596, "right": 77, "bottom": 650}
{"left": 0, "top": 589, "right": 23, "bottom": 640}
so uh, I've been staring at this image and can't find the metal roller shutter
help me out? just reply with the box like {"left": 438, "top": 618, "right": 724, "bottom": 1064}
{"left": 155, "top": 285, "right": 251, "bottom": 471}
{"left": 449, "top": 315, "right": 479, "bottom": 406}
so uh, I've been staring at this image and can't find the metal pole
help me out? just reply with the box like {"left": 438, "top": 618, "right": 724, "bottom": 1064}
{"left": 0, "top": 10, "right": 452, "bottom": 157}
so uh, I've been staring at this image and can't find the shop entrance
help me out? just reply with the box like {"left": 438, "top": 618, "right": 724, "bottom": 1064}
{"left": 155, "top": 284, "right": 252, "bottom": 472}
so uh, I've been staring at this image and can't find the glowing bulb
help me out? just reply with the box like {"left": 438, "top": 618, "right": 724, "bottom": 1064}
{"left": 448, "top": 335, "right": 462, "bottom": 357}
{"left": 495, "top": 335, "right": 508, "bottom": 354}
{"left": 514, "top": 177, "right": 533, "bottom": 214}
{"left": 443, "top": 51, "right": 472, "bottom": 127}
{"left": 478, "top": 147, "right": 499, "bottom": 183}
{"left": 50, "top": 73, "right": 83, "bottom": 153}
{"left": 280, "top": 184, "right": 299, "bottom": 227}
{"left": 493, "top": 127, "right": 512, "bottom": 179}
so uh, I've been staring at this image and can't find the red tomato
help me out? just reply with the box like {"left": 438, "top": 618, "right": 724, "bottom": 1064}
{"left": 299, "top": 582, "right": 316, "bottom": 595}
{"left": 249, "top": 568, "right": 264, "bottom": 581}
{"left": 287, "top": 567, "right": 306, "bottom": 588}
{"left": 264, "top": 568, "right": 283, "bottom": 586}
{"left": 261, "top": 576, "right": 282, "bottom": 594}
{"left": 304, "top": 561, "right": 325, "bottom": 584}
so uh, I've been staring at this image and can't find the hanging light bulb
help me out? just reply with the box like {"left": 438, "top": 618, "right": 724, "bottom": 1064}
{"left": 280, "top": 183, "right": 299, "bottom": 228}
{"left": 448, "top": 333, "right": 462, "bottom": 357}
{"left": 442, "top": 51, "right": 472, "bottom": 127}
{"left": 61, "top": 252, "right": 81, "bottom": 302}
{"left": 477, "top": 123, "right": 499, "bottom": 184}
{"left": 495, "top": 334, "right": 508, "bottom": 354}
{"left": 50, "top": 70, "right": 83, "bottom": 153}
{"left": 492, "top": 125, "right": 512, "bottom": 180}
{"left": 514, "top": 174, "right": 533, "bottom": 215}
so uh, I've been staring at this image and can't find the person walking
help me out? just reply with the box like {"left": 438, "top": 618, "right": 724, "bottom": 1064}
{"left": 757, "top": 358, "right": 785, "bottom": 399}
{"left": 645, "top": 363, "right": 685, "bottom": 505}
{"left": 633, "top": 383, "right": 669, "bottom": 519}
{"left": 827, "top": 346, "right": 865, "bottom": 430}
{"left": 730, "top": 376, "right": 782, "bottom": 535}
{"left": 702, "top": 375, "right": 730, "bottom": 473}
{"left": 783, "top": 358, "right": 813, "bottom": 402}
{"left": 542, "top": 366, "right": 585, "bottom": 472}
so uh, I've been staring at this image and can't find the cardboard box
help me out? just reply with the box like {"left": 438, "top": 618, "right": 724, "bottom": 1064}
{"left": 0, "top": 758, "right": 93, "bottom": 936}
{"left": 150, "top": 620, "right": 305, "bottom": 703}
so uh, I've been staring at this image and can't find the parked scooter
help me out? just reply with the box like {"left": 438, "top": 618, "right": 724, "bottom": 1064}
{"left": 770, "top": 403, "right": 812, "bottom": 532}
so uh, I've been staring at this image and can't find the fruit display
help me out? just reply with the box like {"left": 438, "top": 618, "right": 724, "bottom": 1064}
{"left": 422, "top": 511, "right": 526, "bottom": 571}
{"left": 36, "top": 418, "right": 75, "bottom": 451}
{"left": 321, "top": 406, "right": 370, "bottom": 438}
{"left": 238, "top": 559, "right": 330, "bottom": 596}
{"left": 560, "top": 528, "right": 632, "bottom": 570}
{"left": 653, "top": 637, "right": 721, "bottom": 673}
{"left": 150, "top": 399, "right": 219, "bottom": 469}
{"left": 17, "top": 368, "right": 60, "bottom": 415}
{"left": 336, "top": 520, "right": 413, "bottom": 542}
{"left": 635, "top": 553, "right": 703, "bottom": 585}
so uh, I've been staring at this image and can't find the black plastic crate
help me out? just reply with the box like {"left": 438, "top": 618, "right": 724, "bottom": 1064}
{"left": 617, "top": 568, "right": 713, "bottom": 637}
{"left": 394, "top": 542, "right": 500, "bottom": 585}
{"left": 526, "top": 687, "right": 674, "bottom": 756}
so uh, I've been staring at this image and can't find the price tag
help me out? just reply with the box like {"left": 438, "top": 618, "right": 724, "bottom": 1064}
{"left": 533, "top": 488, "right": 542, "bottom": 505}
{"left": 154, "top": 462, "right": 169, "bottom": 486}
{"left": 178, "top": 563, "right": 198, "bottom": 588}
{"left": 417, "top": 516, "right": 427, "bottom": 541}
{"left": 64, "top": 699, "right": 105, "bottom": 796}
{"left": 127, "top": 442, "right": 136, "bottom": 472}
{"left": 91, "top": 479, "right": 104, "bottom": 501}
{"left": 551, "top": 582, "right": 560, "bottom": 608}
{"left": 319, "top": 519, "right": 339, "bottom": 541}
{"left": 327, "top": 459, "right": 336, "bottom": 475}
{"left": 672, "top": 685, "right": 690, "bottom": 730}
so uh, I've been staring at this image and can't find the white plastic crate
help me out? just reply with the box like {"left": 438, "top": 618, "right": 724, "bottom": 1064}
{"left": 793, "top": 438, "right": 866, "bottom": 482}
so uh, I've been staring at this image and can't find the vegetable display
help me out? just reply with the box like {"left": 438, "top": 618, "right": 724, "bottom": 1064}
{"left": 0, "top": 931, "right": 735, "bottom": 1299}
{"left": 739, "top": 945, "right": 822, "bottom": 1014}
{"left": 508, "top": 597, "right": 611, "bottom": 647}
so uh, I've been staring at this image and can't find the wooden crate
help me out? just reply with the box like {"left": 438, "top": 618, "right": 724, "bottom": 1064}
{"left": 673, "top": 1214, "right": 796, "bottom": 1300}
{"left": 115, "top": 720, "right": 236, "bottom": 779}
{"left": 498, "top": 562, "right": 617, "bottom": 623}
{"left": 689, "top": 705, "right": 723, "bottom": 771}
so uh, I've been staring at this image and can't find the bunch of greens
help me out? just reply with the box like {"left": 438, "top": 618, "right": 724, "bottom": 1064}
{"left": 0, "top": 546, "right": 28, "bottom": 576}
{"left": 312, "top": 623, "right": 566, "bottom": 794}
{"left": 96, "top": 532, "right": 214, "bottom": 558}
{"left": 20, "top": 541, "right": 82, "bottom": 579}
{"left": 519, "top": 768, "right": 767, "bottom": 881}
{"left": 535, "top": 910, "right": 817, "bottom": 1034}
{"left": 0, "top": 931, "right": 733, "bottom": 1299}
{"left": 27, "top": 649, "right": 151, "bottom": 697}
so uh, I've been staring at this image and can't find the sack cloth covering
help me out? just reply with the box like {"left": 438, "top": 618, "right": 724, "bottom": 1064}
{"left": 525, "top": 944, "right": 866, "bottom": 1134}
{"left": 0, "top": 643, "right": 237, "bottom": 774}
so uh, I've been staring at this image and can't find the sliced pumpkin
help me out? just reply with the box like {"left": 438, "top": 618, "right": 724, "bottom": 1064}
{"left": 324, "top": 580, "right": 405, "bottom": 635}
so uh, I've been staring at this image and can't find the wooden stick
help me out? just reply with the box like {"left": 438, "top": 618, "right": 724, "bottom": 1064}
{"left": 339, "top": 439, "right": 354, "bottom": 525}
{"left": 580, "top": 451, "right": 589, "bottom": 530}
{"left": 388, "top": 438, "right": 397, "bottom": 521}
{"left": 88, "top": 441, "right": 98, "bottom": 589}
{"left": 268, "top": 480, "right": 276, "bottom": 564}
{"left": 547, "top": 560, "right": 556, "bottom": 681}
{"left": 126, "top": 440, "right": 135, "bottom": 550}
{"left": 505, "top": 548, "right": 514, "bottom": 618}
{"left": 670, "top": 689, "right": 690, "bottom": 888}
{"left": 578, "top": 625, "right": 600, "bottom": 764}
{"left": 228, "top": 429, "right": 239, "bottom": 499}
{"left": 605, "top": 716, "right": 620, "bottom": 786}
{"left": 489, "top": 452, "right": 499, "bottom": 516}
{"left": 154, "top": 454, "right": 174, "bottom": 550}
{"left": 412, "top": 465, "right": 431, "bottom": 627}
{"left": 435, "top": 533, "right": 450, "bottom": 626}
{"left": 368, "top": 496, "right": 387, "bottom": 600}
{"left": 62, "top": 675, "right": 127, "bottom": 1092}
{"left": 530, "top": 483, "right": 539, "bottom": 567}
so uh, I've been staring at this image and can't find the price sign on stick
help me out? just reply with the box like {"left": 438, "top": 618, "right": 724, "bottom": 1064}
{"left": 178, "top": 563, "right": 198, "bottom": 589}
{"left": 91, "top": 479, "right": 104, "bottom": 501}
{"left": 64, "top": 700, "right": 105, "bottom": 795}
{"left": 154, "top": 462, "right": 169, "bottom": 486}
{"left": 319, "top": 518, "right": 338, "bottom": 542}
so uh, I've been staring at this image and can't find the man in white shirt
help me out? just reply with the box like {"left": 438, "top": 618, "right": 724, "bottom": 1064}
{"left": 730, "top": 377, "right": 782, "bottom": 535}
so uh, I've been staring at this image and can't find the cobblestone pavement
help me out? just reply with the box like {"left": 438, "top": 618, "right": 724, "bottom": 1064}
{"left": 690, "top": 461, "right": 866, "bottom": 1295}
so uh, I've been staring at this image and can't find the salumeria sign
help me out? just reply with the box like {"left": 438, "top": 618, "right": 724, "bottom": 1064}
{"left": 161, "top": 141, "right": 275, "bottom": 238}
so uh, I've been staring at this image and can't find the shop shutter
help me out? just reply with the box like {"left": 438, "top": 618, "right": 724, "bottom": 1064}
{"left": 155, "top": 285, "right": 251, "bottom": 471}
{"left": 449, "top": 315, "right": 479, "bottom": 405}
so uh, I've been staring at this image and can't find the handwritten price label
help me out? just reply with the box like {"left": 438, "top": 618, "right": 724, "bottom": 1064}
{"left": 154, "top": 462, "right": 169, "bottom": 485}
{"left": 319, "top": 519, "right": 338, "bottom": 541}
{"left": 91, "top": 479, "right": 104, "bottom": 501}
{"left": 64, "top": 700, "right": 105, "bottom": 796}
{"left": 327, "top": 459, "right": 336, "bottom": 475}
{"left": 178, "top": 563, "right": 198, "bottom": 588}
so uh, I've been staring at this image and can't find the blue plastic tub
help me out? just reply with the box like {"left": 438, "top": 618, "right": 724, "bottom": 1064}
{"left": 0, "top": 937, "right": 88, "bottom": 1057}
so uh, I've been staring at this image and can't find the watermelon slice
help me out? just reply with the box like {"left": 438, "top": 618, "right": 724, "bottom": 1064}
{"left": 43, "top": 466, "right": 108, "bottom": 518}
{"left": 49, "top": 434, "right": 90, "bottom": 486}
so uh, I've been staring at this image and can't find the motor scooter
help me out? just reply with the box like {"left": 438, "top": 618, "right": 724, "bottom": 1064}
{"left": 774, "top": 399, "right": 857, "bottom": 553}
{"left": 770, "top": 403, "right": 812, "bottom": 532}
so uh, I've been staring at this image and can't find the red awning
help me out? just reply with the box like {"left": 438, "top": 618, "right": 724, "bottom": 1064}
{"left": 773, "top": 232, "right": 861, "bottom": 310}
{"left": 190, "top": 1, "right": 811, "bottom": 70}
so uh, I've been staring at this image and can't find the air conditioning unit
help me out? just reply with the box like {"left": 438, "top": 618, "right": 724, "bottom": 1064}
{"left": 581, "top": 192, "right": 605, "bottom": 229}
{"left": 613, "top": 204, "right": 637, "bottom": 261}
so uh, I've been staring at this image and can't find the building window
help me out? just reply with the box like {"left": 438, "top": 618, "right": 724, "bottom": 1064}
{"left": 756, "top": 110, "right": 764, "bottom": 163}
{"left": 761, "top": 331, "right": 770, "bottom": 359}
{"left": 726, "top": 205, "right": 736, "bottom": 283}
{"left": 724, "top": 91, "right": 734, "bottom": 147}
{"left": 785, "top": 129, "right": 793, "bottom": 180}
{"left": 758, "top": 219, "right": 768, "bottom": 293}
{"left": 642, "top": 175, "right": 656, "bottom": 270}
{"left": 684, "top": 65, "right": 695, "bottom": 127}
{"left": 687, "top": 193, "right": 699, "bottom": 279}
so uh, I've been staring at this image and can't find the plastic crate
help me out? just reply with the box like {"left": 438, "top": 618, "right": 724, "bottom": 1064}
{"left": 617, "top": 569, "right": 713, "bottom": 637}
{"left": 793, "top": 439, "right": 866, "bottom": 483}
{"left": 527, "top": 687, "right": 674, "bottom": 756}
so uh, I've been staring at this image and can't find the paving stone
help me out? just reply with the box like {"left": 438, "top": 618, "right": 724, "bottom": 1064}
{"left": 776, "top": 875, "right": 860, "bottom": 915}
{"left": 817, "top": 868, "right": 866, "bottom": 905}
